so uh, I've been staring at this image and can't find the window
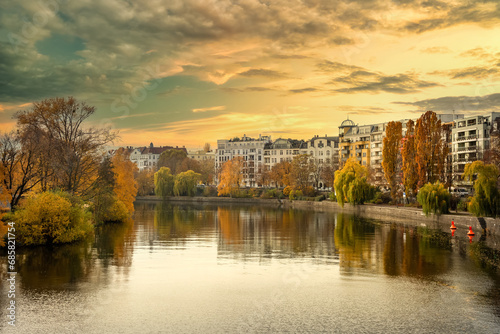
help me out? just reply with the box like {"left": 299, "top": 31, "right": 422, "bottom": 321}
{"left": 310, "top": 151, "right": 313, "bottom": 155}
{"left": 363, "top": 153, "right": 366, "bottom": 157}
{"left": 326, "top": 150, "right": 330, "bottom": 156}
{"left": 280, "top": 150, "right": 283, "bottom": 155}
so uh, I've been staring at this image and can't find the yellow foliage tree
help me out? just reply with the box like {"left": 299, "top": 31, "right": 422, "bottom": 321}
{"left": 217, "top": 157, "right": 243, "bottom": 197}
{"left": 111, "top": 148, "right": 138, "bottom": 213}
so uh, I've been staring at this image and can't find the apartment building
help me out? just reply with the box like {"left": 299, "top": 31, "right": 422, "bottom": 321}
{"left": 215, "top": 134, "right": 271, "bottom": 187}
{"left": 451, "top": 112, "right": 500, "bottom": 185}
{"left": 129, "top": 143, "right": 187, "bottom": 171}
{"left": 187, "top": 149, "right": 215, "bottom": 162}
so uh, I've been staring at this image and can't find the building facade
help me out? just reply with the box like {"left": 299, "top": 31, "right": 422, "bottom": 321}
{"left": 129, "top": 143, "right": 187, "bottom": 171}
{"left": 451, "top": 112, "right": 500, "bottom": 185}
{"left": 215, "top": 134, "right": 271, "bottom": 187}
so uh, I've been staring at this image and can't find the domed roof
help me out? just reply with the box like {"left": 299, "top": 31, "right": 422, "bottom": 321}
{"left": 340, "top": 119, "right": 355, "bottom": 127}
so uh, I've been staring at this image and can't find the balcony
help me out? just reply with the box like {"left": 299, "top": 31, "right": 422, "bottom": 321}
{"left": 456, "top": 134, "right": 477, "bottom": 141}
{"left": 457, "top": 146, "right": 477, "bottom": 153}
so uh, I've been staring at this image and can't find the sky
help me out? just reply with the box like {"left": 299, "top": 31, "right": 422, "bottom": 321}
{"left": 1, "top": 0, "right": 500, "bottom": 149}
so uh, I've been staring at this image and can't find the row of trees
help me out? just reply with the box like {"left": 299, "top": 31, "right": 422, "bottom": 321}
{"left": 217, "top": 154, "right": 338, "bottom": 197}
{"left": 154, "top": 167, "right": 201, "bottom": 198}
{"left": 1, "top": 97, "right": 138, "bottom": 246}
{"left": 383, "top": 111, "right": 449, "bottom": 203}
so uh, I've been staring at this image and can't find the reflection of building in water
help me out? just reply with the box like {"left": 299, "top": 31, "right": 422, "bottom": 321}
{"left": 216, "top": 207, "right": 337, "bottom": 262}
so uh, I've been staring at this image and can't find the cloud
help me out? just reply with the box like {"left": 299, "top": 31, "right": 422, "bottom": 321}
{"left": 192, "top": 105, "right": 226, "bottom": 113}
{"left": 238, "top": 68, "right": 288, "bottom": 78}
{"left": 421, "top": 46, "right": 451, "bottom": 54}
{"left": 320, "top": 60, "right": 441, "bottom": 94}
{"left": 221, "top": 86, "right": 274, "bottom": 93}
{"left": 393, "top": 93, "right": 500, "bottom": 113}
{"left": 288, "top": 87, "right": 320, "bottom": 94}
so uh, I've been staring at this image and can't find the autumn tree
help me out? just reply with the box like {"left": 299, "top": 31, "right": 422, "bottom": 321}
{"left": 155, "top": 167, "right": 175, "bottom": 198}
{"left": 270, "top": 161, "right": 291, "bottom": 188}
{"left": 135, "top": 169, "right": 155, "bottom": 196}
{"left": 463, "top": 161, "right": 500, "bottom": 217}
{"left": 417, "top": 182, "right": 450, "bottom": 216}
{"left": 0, "top": 132, "right": 42, "bottom": 209}
{"left": 111, "top": 148, "right": 138, "bottom": 212}
{"left": 334, "top": 158, "right": 372, "bottom": 207}
{"left": 217, "top": 157, "right": 243, "bottom": 197}
{"left": 401, "top": 119, "right": 418, "bottom": 199}
{"left": 290, "top": 154, "right": 310, "bottom": 190}
{"left": 15, "top": 97, "right": 116, "bottom": 197}
{"left": 320, "top": 157, "right": 339, "bottom": 189}
{"left": 257, "top": 164, "right": 271, "bottom": 188}
{"left": 308, "top": 157, "right": 322, "bottom": 189}
{"left": 157, "top": 149, "right": 188, "bottom": 174}
{"left": 174, "top": 170, "right": 201, "bottom": 196}
{"left": 203, "top": 142, "right": 211, "bottom": 152}
{"left": 198, "top": 159, "right": 215, "bottom": 185}
{"left": 382, "top": 121, "right": 402, "bottom": 202}
{"left": 415, "top": 111, "right": 446, "bottom": 187}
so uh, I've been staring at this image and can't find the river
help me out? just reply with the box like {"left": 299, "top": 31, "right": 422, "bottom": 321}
{"left": 1, "top": 201, "right": 499, "bottom": 333}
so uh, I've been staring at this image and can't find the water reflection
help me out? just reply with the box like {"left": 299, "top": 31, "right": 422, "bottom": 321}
{"left": 0, "top": 201, "right": 499, "bottom": 333}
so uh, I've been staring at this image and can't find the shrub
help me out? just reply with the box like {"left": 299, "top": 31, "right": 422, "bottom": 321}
{"left": 98, "top": 197, "right": 129, "bottom": 223}
{"left": 457, "top": 199, "right": 469, "bottom": 212}
{"left": 289, "top": 189, "right": 303, "bottom": 200}
{"left": 417, "top": 182, "right": 450, "bottom": 216}
{"left": 329, "top": 192, "right": 337, "bottom": 201}
{"left": 283, "top": 186, "right": 293, "bottom": 197}
{"left": 261, "top": 189, "right": 280, "bottom": 199}
{"left": 203, "top": 186, "right": 218, "bottom": 197}
{"left": 302, "top": 186, "right": 316, "bottom": 197}
{"left": 6, "top": 191, "right": 93, "bottom": 246}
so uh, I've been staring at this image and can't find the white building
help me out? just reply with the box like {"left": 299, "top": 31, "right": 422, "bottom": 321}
{"left": 215, "top": 134, "right": 271, "bottom": 187}
{"left": 451, "top": 112, "right": 500, "bottom": 185}
{"left": 129, "top": 143, "right": 187, "bottom": 171}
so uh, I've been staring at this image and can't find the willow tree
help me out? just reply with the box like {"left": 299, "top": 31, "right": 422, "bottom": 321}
{"left": 382, "top": 121, "right": 402, "bottom": 202}
{"left": 415, "top": 111, "right": 446, "bottom": 187}
{"left": 174, "top": 170, "right": 201, "bottom": 196}
{"left": 155, "top": 167, "right": 175, "bottom": 198}
{"left": 402, "top": 119, "right": 418, "bottom": 198}
{"left": 334, "top": 158, "right": 371, "bottom": 207}
{"left": 463, "top": 161, "right": 500, "bottom": 217}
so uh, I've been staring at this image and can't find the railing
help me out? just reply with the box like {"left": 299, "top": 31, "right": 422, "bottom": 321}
{"left": 457, "top": 146, "right": 477, "bottom": 152}
{"left": 456, "top": 134, "right": 477, "bottom": 141}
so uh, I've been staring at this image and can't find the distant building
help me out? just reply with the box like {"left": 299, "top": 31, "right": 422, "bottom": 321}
{"left": 129, "top": 142, "right": 187, "bottom": 171}
{"left": 187, "top": 149, "right": 215, "bottom": 162}
{"left": 215, "top": 134, "right": 271, "bottom": 187}
{"left": 451, "top": 112, "right": 500, "bottom": 185}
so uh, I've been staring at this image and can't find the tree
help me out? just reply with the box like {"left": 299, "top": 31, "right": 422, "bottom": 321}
{"left": 257, "top": 164, "right": 271, "bottom": 188}
{"left": 217, "top": 157, "right": 243, "bottom": 197}
{"left": 15, "top": 97, "right": 116, "bottom": 197}
{"left": 402, "top": 119, "right": 418, "bottom": 199}
{"left": 203, "top": 142, "right": 211, "bottom": 153}
{"left": 415, "top": 111, "right": 446, "bottom": 187}
{"left": 382, "top": 121, "right": 403, "bottom": 202}
{"left": 334, "top": 158, "right": 370, "bottom": 207}
{"left": 290, "top": 154, "right": 310, "bottom": 190}
{"left": 308, "top": 157, "right": 322, "bottom": 189}
{"left": 111, "top": 148, "right": 138, "bottom": 212}
{"left": 270, "top": 161, "right": 291, "bottom": 188}
{"left": 417, "top": 182, "right": 450, "bottom": 216}
{"left": 157, "top": 149, "right": 188, "bottom": 174}
{"left": 198, "top": 159, "right": 215, "bottom": 185}
{"left": 0, "top": 131, "right": 41, "bottom": 209}
{"left": 320, "top": 158, "right": 338, "bottom": 190}
{"left": 463, "top": 161, "right": 500, "bottom": 217}
{"left": 174, "top": 170, "right": 201, "bottom": 196}
{"left": 135, "top": 169, "right": 155, "bottom": 196}
{"left": 154, "top": 167, "right": 175, "bottom": 198}
{"left": 6, "top": 191, "right": 93, "bottom": 245}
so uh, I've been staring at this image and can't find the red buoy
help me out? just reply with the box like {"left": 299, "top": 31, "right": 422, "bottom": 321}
{"left": 467, "top": 226, "right": 475, "bottom": 236}
{"left": 450, "top": 220, "right": 457, "bottom": 230}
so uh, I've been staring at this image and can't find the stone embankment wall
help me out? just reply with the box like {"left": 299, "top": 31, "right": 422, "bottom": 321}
{"left": 136, "top": 196, "right": 500, "bottom": 237}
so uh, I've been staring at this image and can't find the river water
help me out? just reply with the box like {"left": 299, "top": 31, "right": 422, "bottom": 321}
{"left": 1, "top": 201, "right": 499, "bottom": 333}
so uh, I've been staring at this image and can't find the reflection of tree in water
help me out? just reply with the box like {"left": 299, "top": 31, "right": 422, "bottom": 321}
{"left": 217, "top": 207, "right": 337, "bottom": 261}
{"left": 383, "top": 225, "right": 452, "bottom": 277}
{"left": 14, "top": 241, "right": 94, "bottom": 290}
{"left": 334, "top": 214, "right": 376, "bottom": 273}
{"left": 153, "top": 202, "right": 215, "bottom": 243}
{"left": 94, "top": 218, "right": 135, "bottom": 268}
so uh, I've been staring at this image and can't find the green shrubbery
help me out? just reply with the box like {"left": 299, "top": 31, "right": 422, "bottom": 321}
{"left": 417, "top": 182, "right": 450, "bottom": 216}
{"left": 4, "top": 191, "right": 93, "bottom": 246}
